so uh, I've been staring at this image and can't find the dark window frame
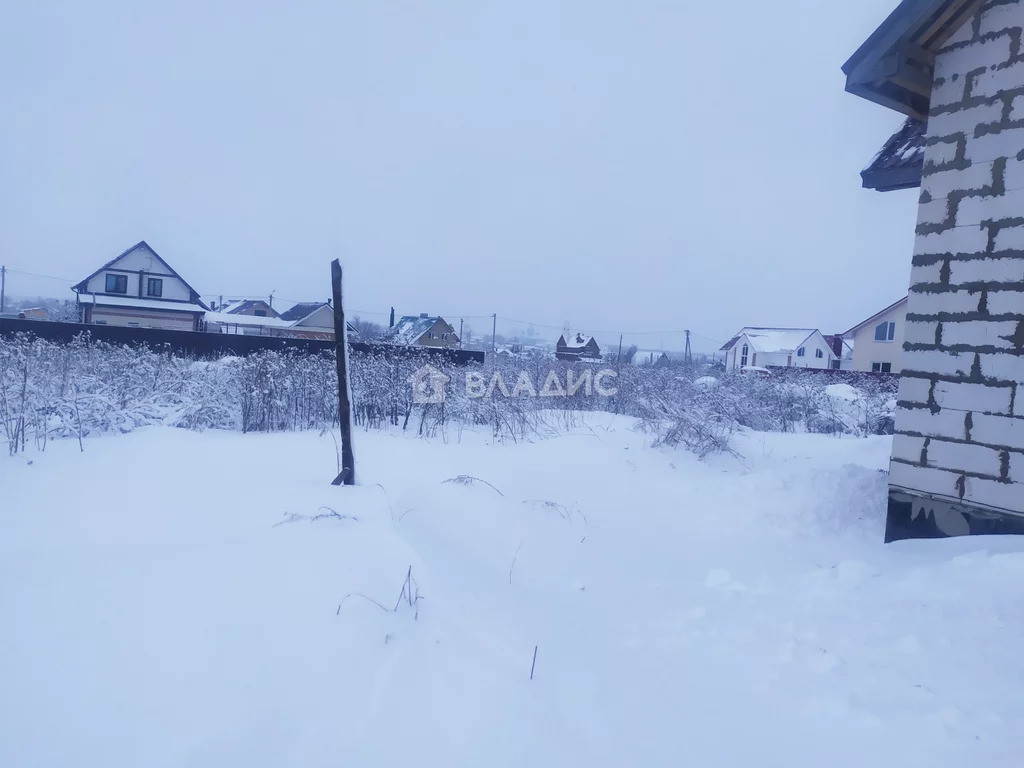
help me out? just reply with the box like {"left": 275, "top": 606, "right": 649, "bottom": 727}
{"left": 146, "top": 277, "right": 163, "bottom": 297}
{"left": 740, "top": 344, "right": 749, "bottom": 367}
{"left": 105, "top": 273, "right": 128, "bottom": 294}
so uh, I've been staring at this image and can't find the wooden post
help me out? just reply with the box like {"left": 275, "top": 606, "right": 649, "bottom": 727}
{"left": 331, "top": 259, "right": 356, "bottom": 486}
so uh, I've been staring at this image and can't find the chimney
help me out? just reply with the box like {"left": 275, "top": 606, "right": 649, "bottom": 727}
{"left": 830, "top": 334, "right": 843, "bottom": 357}
{"left": 420, "top": 312, "right": 428, "bottom": 319}
{"left": 389, "top": 306, "right": 395, "bottom": 328}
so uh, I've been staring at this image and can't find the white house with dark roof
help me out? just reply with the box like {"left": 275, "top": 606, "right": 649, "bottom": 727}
{"left": 73, "top": 241, "right": 207, "bottom": 331}
{"left": 844, "top": 0, "right": 1024, "bottom": 541}
{"left": 842, "top": 296, "right": 909, "bottom": 373}
{"left": 381, "top": 314, "right": 459, "bottom": 348}
{"left": 719, "top": 328, "right": 835, "bottom": 372}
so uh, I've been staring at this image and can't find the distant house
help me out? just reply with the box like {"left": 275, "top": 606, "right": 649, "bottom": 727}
{"left": 73, "top": 241, "right": 207, "bottom": 331}
{"left": 823, "top": 334, "right": 855, "bottom": 371}
{"left": 17, "top": 307, "right": 49, "bottom": 320}
{"left": 381, "top": 314, "right": 459, "bottom": 348}
{"left": 277, "top": 302, "right": 341, "bottom": 340}
{"left": 215, "top": 299, "right": 279, "bottom": 318}
{"left": 206, "top": 300, "right": 357, "bottom": 339}
{"left": 840, "top": 297, "right": 908, "bottom": 373}
{"left": 719, "top": 328, "right": 834, "bottom": 372}
{"left": 556, "top": 332, "right": 601, "bottom": 361}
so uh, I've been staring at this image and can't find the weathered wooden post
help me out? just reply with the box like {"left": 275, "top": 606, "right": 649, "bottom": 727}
{"left": 330, "top": 259, "right": 355, "bottom": 485}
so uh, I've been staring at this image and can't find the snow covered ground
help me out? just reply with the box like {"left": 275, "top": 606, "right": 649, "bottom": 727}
{"left": 2, "top": 417, "right": 1023, "bottom": 767}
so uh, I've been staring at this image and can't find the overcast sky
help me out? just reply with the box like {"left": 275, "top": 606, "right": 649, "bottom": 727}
{"left": 1, "top": 0, "right": 916, "bottom": 352}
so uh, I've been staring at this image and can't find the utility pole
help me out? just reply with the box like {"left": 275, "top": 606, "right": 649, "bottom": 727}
{"left": 268, "top": 291, "right": 275, "bottom": 309}
{"left": 617, "top": 334, "right": 623, "bottom": 365}
{"left": 684, "top": 330, "right": 693, "bottom": 367}
{"left": 0, "top": 265, "right": 5, "bottom": 314}
{"left": 491, "top": 313, "right": 497, "bottom": 352}
{"left": 459, "top": 318, "right": 464, "bottom": 349}
{"left": 329, "top": 260, "right": 355, "bottom": 486}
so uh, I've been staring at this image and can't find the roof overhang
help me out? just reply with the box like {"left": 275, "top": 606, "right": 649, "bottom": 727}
{"left": 843, "top": 0, "right": 983, "bottom": 120}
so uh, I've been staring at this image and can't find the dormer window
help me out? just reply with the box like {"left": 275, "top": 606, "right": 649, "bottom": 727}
{"left": 874, "top": 321, "right": 896, "bottom": 341}
{"left": 105, "top": 274, "right": 128, "bottom": 294}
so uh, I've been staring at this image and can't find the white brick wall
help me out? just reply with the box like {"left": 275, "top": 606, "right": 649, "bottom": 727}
{"left": 914, "top": 225, "right": 988, "bottom": 256}
{"left": 929, "top": 102, "right": 1003, "bottom": 139}
{"left": 889, "top": 461, "right": 963, "bottom": 497}
{"left": 922, "top": 161, "right": 997, "bottom": 200}
{"left": 987, "top": 288, "right": 1024, "bottom": 315}
{"left": 933, "top": 379, "right": 1013, "bottom": 412}
{"left": 902, "top": 348, "right": 974, "bottom": 377}
{"left": 895, "top": 0, "right": 1024, "bottom": 518}
{"left": 992, "top": 225, "right": 1024, "bottom": 251}
{"left": 896, "top": 407, "right": 969, "bottom": 440}
{"left": 948, "top": 257, "right": 1024, "bottom": 284}
{"left": 966, "top": 476, "right": 1024, "bottom": 511}
{"left": 891, "top": 435, "right": 927, "bottom": 464}
{"left": 957, "top": 188, "right": 1024, "bottom": 226}
{"left": 939, "top": 319, "right": 1020, "bottom": 348}
{"left": 965, "top": 127, "right": 1024, "bottom": 165}
{"left": 970, "top": 412, "right": 1024, "bottom": 446}
{"left": 936, "top": 35, "right": 1015, "bottom": 80}
{"left": 908, "top": 289, "right": 984, "bottom": 315}
{"left": 927, "top": 438, "right": 1004, "bottom": 475}
{"left": 1009, "top": 450, "right": 1024, "bottom": 482}
{"left": 977, "top": 351, "right": 1024, "bottom": 382}
{"left": 898, "top": 376, "right": 933, "bottom": 404}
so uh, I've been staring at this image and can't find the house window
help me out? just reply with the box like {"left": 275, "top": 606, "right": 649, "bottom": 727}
{"left": 871, "top": 362, "right": 892, "bottom": 373}
{"left": 831, "top": 360, "right": 841, "bottom": 370}
{"left": 815, "top": 348, "right": 824, "bottom": 358}
{"left": 874, "top": 321, "right": 896, "bottom": 342}
{"left": 146, "top": 278, "right": 163, "bottom": 297}
{"left": 254, "top": 309, "right": 267, "bottom": 317}
{"left": 441, "top": 333, "right": 449, "bottom": 340}
{"left": 93, "top": 319, "right": 108, "bottom": 325}
{"left": 740, "top": 344, "right": 749, "bottom": 367}
{"left": 105, "top": 274, "right": 128, "bottom": 294}
{"left": 797, "top": 347, "right": 805, "bottom": 357}
{"left": 428, "top": 331, "right": 437, "bottom": 339}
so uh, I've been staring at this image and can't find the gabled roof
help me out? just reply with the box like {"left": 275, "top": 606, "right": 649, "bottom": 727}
{"left": 721, "top": 328, "right": 822, "bottom": 354}
{"left": 382, "top": 315, "right": 454, "bottom": 345}
{"left": 862, "top": 117, "right": 926, "bottom": 191}
{"left": 843, "top": 0, "right": 982, "bottom": 119}
{"left": 220, "top": 299, "right": 278, "bottom": 317}
{"left": 843, "top": 296, "right": 909, "bottom": 336}
{"left": 73, "top": 240, "right": 208, "bottom": 309}
{"left": 557, "top": 332, "right": 597, "bottom": 349}
{"left": 279, "top": 302, "right": 328, "bottom": 322}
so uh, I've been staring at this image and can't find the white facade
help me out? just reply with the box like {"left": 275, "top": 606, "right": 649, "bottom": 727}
{"left": 853, "top": 0, "right": 1024, "bottom": 536}
{"left": 721, "top": 328, "right": 835, "bottom": 372}
{"left": 844, "top": 297, "right": 908, "bottom": 373}
{"left": 73, "top": 242, "right": 205, "bottom": 331}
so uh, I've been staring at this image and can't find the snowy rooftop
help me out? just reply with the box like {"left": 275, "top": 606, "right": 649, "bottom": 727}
{"left": 381, "top": 315, "right": 447, "bottom": 345}
{"left": 77, "top": 294, "right": 204, "bottom": 313}
{"left": 732, "top": 327, "right": 818, "bottom": 354}
{"left": 203, "top": 311, "right": 294, "bottom": 329}
{"left": 559, "top": 332, "right": 595, "bottom": 349}
{"left": 279, "top": 302, "right": 328, "bottom": 322}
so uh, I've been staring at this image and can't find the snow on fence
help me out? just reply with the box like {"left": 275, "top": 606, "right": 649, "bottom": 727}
{"left": 0, "top": 333, "right": 898, "bottom": 457}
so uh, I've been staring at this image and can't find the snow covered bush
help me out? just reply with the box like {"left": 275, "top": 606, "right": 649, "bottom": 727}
{"left": 0, "top": 334, "right": 899, "bottom": 457}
